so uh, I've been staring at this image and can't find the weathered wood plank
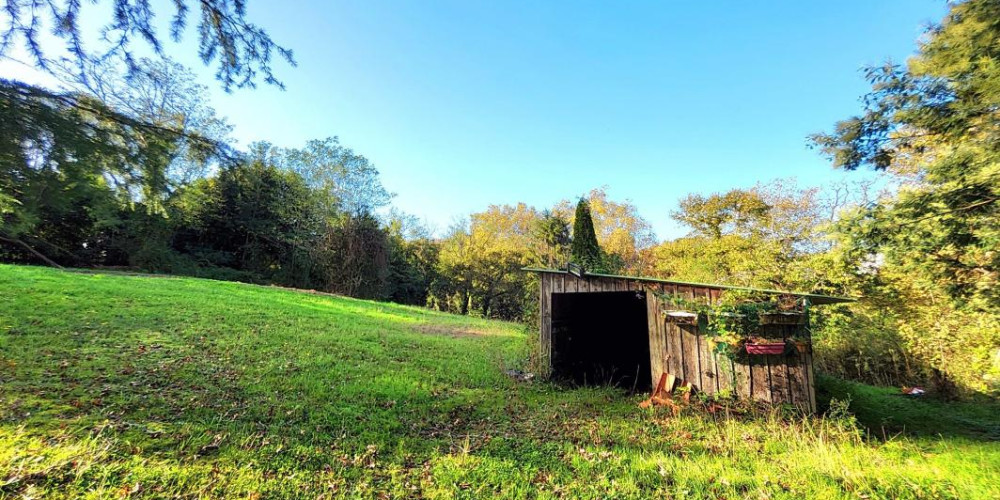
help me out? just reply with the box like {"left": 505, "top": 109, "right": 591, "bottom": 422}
{"left": 700, "top": 331, "right": 718, "bottom": 394}
{"left": 565, "top": 274, "right": 578, "bottom": 293}
{"left": 671, "top": 322, "right": 685, "bottom": 383}
{"left": 644, "top": 283, "right": 667, "bottom": 387}
{"left": 784, "top": 325, "right": 797, "bottom": 407}
{"left": 805, "top": 352, "right": 817, "bottom": 413}
{"left": 680, "top": 324, "right": 700, "bottom": 388}
{"left": 715, "top": 355, "right": 734, "bottom": 395}
{"left": 693, "top": 288, "right": 719, "bottom": 393}
{"left": 788, "top": 345, "right": 808, "bottom": 412}
{"left": 679, "top": 287, "right": 698, "bottom": 388}
{"left": 782, "top": 325, "right": 794, "bottom": 403}
{"left": 540, "top": 274, "right": 552, "bottom": 375}
{"left": 784, "top": 323, "right": 814, "bottom": 413}
{"left": 763, "top": 325, "right": 788, "bottom": 405}
{"left": 751, "top": 356, "right": 772, "bottom": 403}
{"left": 653, "top": 285, "right": 670, "bottom": 386}
{"left": 733, "top": 360, "right": 751, "bottom": 401}
{"left": 646, "top": 290, "right": 664, "bottom": 388}
{"left": 663, "top": 322, "right": 679, "bottom": 378}
{"left": 653, "top": 286, "right": 673, "bottom": 378}
{"left": 769, "top": 355, "right": 789, "bottom": 405}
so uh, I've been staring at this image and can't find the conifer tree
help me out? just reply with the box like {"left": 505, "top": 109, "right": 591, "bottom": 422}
{"left": 571, "top": 199, "right": 604, "bottom": 272}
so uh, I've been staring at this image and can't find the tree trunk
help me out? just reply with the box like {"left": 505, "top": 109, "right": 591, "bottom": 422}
{"left": 0, "top": 235, "right": 65, "bottom": 269}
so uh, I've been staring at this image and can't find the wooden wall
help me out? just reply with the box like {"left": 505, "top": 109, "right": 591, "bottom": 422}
{"left": 537, "top": 271, "right": 817, "bottom": 413}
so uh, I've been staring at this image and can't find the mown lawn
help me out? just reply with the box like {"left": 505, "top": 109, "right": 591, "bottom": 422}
{"left": 1, "top": 264, "right": 998, "bottom": 499}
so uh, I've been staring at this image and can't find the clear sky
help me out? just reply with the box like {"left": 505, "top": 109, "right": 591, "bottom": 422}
{"left": 2, "top": 0, "right": 948, "bottom": 239}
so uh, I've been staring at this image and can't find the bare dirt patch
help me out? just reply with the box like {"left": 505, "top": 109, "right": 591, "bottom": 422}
{"left": 413, "top": 324, "right": 491, "bottom": 338}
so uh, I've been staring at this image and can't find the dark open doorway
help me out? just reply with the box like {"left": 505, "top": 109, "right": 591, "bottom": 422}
{"left": 550, "top": 291, "right": 651, "bottom": 391}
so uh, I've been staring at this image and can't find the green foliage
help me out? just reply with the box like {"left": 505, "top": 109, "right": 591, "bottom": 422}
{"left": 2, "top": 69, "right": 657, "bottom": 323}
{"left": 570, "top": 199, "right": 604, "bottom": 272}
{"left": 673, "top": 189, "right": 771, "bottom": 239}
{"left": 431, "top": 204, "right": 539, "bottom": 320}
{"left": 532, "top": 210, "right": 571, "bottom": 268}
{"left": 171, "top": 160, "right": 320, "bottom": 286}
{"left": 557, "top": 188, "right": 656, "bottom": 274}
{"left": 2, "top": 265, "right": 998, "bottom": 498}
{"left": 58, "top": 57, "right": 236, "bottom": 192}
{"left": 253, "top": 137, "right": 394, "bottom": 216}
{"left": 325, "top": 213, "right": 392, "bottom": 299}
{"left": 388, "top": 235, "right": 440, "bottom": 306}
{"left": 0, "top": 77, "right": 221, "bottom": 266}
{"left": 810, "top": 0, "right": 1000, "bottom": 394}
{"left": 656, "top": 290, "right": 790, "bottom": 359}
{"left": 0, "top": 70, "right": 412, "bottom": 304}
{"left": 648, "top": 183, "right": 821, "bottom": 290}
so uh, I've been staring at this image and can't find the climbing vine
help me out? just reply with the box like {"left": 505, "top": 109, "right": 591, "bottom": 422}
{"left": 654, "top": 290, "right": 807, "bottom": 360}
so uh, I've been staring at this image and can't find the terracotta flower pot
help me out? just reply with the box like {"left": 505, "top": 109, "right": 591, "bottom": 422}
{"left": 793, "top": 341, "right": 810, "bottom": 354}
{"left": 745, "top": 342, "right": 786, "bottom": 355}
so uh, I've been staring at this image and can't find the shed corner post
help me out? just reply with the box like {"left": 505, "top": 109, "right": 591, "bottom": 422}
{"left": 644, "top": 284, "right": 660, "bottom": 390}
{"left": 539, "top": 272, "right": 553, "bottom": 378}
{"left": 804, "top": 298, "right": 817, "bottom": 413}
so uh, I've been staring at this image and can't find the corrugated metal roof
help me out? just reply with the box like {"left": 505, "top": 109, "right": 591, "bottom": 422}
{"left": 522, "top": 267, "right": 856, "bottom": 305}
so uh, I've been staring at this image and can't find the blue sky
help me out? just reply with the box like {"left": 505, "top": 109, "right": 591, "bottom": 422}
{"left": 2, "top": 1, "right": 947, "bottom": 239}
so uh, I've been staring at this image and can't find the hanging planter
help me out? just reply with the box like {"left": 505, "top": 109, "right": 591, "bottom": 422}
{"left": 745, "top": 341, "right": 787, "bottom": 355}
{"left": 759, "top": 312, "right": 806, "bottom": 325}
{"left": 663, "top": 310, "right": 698, "bottom": 325}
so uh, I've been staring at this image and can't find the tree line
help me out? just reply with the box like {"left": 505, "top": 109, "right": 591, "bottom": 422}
{"left": 0, "top": 56, "right": 650, "bottom": 316}
{"left": 2, "top": 0, "right": 998, "bottom": 397}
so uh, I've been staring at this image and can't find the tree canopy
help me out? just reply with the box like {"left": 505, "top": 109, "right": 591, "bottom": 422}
{"left": 811, "top": 0, "right": 1000, "bottom": 310}
{"left": 810, "top": 0, "right": 1000, "bottom": 393}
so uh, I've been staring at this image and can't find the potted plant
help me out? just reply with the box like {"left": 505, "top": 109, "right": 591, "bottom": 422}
{"left": 758, "top": 295, "right": 802, "bottom": 324}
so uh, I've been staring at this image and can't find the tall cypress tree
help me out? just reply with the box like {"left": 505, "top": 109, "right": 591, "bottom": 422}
{"left": 570, "top": 199, "right": 604, "bottom": 272}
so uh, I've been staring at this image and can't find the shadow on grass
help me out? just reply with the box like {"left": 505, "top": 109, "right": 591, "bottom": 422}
{"left": 815, "top": 374, "right": 1000, "bottom": 441}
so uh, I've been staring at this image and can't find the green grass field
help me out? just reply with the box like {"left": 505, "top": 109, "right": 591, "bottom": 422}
{"left": 1, "top": 265, "right": 998, "bottom": 499}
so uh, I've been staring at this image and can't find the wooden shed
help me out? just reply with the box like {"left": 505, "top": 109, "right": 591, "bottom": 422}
{"left": 526, "top": 267, "right": 853, "bottom": 413}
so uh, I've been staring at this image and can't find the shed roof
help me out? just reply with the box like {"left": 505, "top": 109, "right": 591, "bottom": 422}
{"left": 522, "top": 267, "right": 855, "bottom": 305}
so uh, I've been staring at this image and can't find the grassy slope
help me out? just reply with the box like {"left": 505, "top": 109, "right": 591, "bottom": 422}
{"left": 1, "top": 265, "right": 997, "bottom": 499}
